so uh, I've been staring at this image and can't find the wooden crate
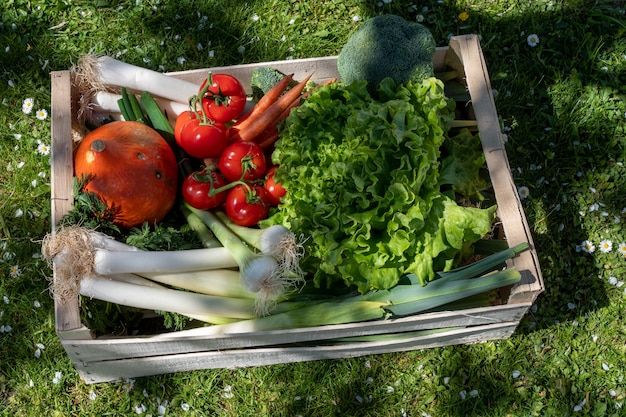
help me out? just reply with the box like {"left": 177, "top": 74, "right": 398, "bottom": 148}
{"left": 50, "top": 35, "right": 543, "bottom": 384}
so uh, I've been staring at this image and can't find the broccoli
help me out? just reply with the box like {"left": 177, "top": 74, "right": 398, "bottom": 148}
{"left": 249, "top": 67, "right": 295, "bottom": 101}
{"left": 336, "top": 14, "right": 437, "bottom": 91}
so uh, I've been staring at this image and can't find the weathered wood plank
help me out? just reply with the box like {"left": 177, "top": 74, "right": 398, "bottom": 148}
{"left": 61, "top": 303, "right": 531, "bottom": 363}
{"left": 449, "top": 35, "right": 544, "bottom": 305}
{"left": 73, "top": 322, "right": 518, "bottom": 384}
{"left": 165, "top": 47, "right": 450, "bottom": 90}
{"left": 50, "top": 71, "right": 83, "bottom": 333}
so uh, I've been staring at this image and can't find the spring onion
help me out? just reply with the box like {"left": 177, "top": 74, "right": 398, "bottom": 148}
{"left": 186, "top": 205, "right": 305, "bottom": 314}
{"left": 184, "top": 245, "right": 528, "bottom": 334}
{"left": 138, "top": 269, "right": 256, "bottom": 300}
{"left": 181, "top": 204, "right": 222, "bottom": 249}
{"left": 214, "top": 210, "right": 304, "bottom": 276}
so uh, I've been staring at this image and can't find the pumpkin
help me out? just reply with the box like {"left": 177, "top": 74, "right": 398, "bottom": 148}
{"left": 74, "top": 121, "right": 178, "bottom": 228}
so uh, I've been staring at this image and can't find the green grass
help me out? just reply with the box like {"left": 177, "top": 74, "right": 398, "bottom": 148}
{"left": 1, "top": 0, "right": 626, "bottom": 415}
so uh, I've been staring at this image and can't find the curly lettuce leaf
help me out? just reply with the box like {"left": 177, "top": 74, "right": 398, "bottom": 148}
{"left": 438, "top": 128, "right": 488, "bottom": 201}
{"left": 264, "top": 77, "right": 494, "bottom": 293}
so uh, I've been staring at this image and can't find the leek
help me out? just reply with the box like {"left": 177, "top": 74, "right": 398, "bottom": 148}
{"left": 75, "top": 55, "right": 199, "bottom": 104}
{"left": 79, "top": 272, "right": 256, "bottom": 323}
{"left": 197, "top": 266, "right": 522, "bottom": 335}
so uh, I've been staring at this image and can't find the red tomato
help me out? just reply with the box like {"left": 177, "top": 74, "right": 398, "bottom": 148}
{"left": 174, "top": 110, "right": 196, "bottom": 141}
{"left": 264, "top": 166, "right": 287, "bottom": 206}
{"left": 225, "top": 184, "right": 271, "bottom": 226}
{"left": 219, "top": 141, "right": 267, "bottom": 182}
{"left": 176, "top": 113, "right": 229, "bottom": 159}
{"left": 181, "top": 168, "right": 229, "bottom": 210}
{"left": 201, "top": 74, "right": 247, "bottom": 123}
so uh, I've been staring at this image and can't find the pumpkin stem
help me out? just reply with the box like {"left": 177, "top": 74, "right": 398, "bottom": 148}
{"left": 91, "top": 139, "right": 106, "bottom": 152}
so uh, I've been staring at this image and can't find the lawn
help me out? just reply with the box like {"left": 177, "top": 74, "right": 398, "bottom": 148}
{"left": 1, "top": 0, "right": 625, "bottom": 416}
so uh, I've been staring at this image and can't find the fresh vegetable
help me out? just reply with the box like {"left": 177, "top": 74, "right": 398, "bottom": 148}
{"left": 75, "top": 55, "right": 199, "bottom": 105}
{"left": 438, "top": 128, "right": 488, "bottom": 201}
{"left": 182, "top": 244, "right": 529, "bottom": 334}
{"left": 139, "top": 91, "right": 177, "bottom": 140}
{"left": 89, "top": 90, "right": 187, "bottom": 123}
{"left": 73, "top": 121, "right": 178, "bottom": 228}
{"left": 180, "top": 204, "right": 222, "bottom": 249}
{"left": 218, "top": 141, "right": 267, "bottom": 182}
{"left": 263, "top": 166, "right": 286, "bottom": 206}
{"left": 264, "top": 77, "right": 496, "bottom": 293}
{"left": 249, "top": 67, "right": 296, "bottom": 101}
{"left": 229, "top": 73, "right": 312, "bottom": 143}
{"left": 336, "top": 14, "right": 436, "bottom": 92}
{"left": 185, "top": 205, "right": 304, "bottom": 313}
{"left": 224, "top": 184, "right": 271, "bottom": 227}
{"left": 140, "top": 269, "right": 255, "bottom": 300}
{"left": 200, "top": 73, "right": 247, "bottom": 123}
{"left": 214, "top": 210, "right": 302, "bottom": 275}
{"left": 79, "top": 272, "right": 256, "bottom": 323}
{"left": 181, "top": 168, "right": 229, "bottom": 210}
{"left": 92, "top": 246, "right": 238, "bottom": 275}
{"left": 235, "top": 73, "right": 294, "bottom": 128}
{"left": 174, "top": 110, "right": 229, "bottom": 159}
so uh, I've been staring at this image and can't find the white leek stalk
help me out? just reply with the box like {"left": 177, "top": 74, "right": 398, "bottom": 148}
{"left": 92, "top": 247, "right": 238, "bottom": 275}
{"left": 79, "top": 272, "right": 256, "bottom": 323}
{"left": 76, "top": 55, "right": 199, "bottom": 104}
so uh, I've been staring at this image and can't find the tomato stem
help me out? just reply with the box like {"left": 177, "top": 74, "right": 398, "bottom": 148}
{"left": 188, "top": 73, "right": 216, "bottom": 125}
{"left": 209, "top": 179, "right": 249, "bottom": 197}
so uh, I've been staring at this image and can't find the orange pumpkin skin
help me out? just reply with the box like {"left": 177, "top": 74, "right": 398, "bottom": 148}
{"left": 74, "top": 121, "right": 178, "bottom": 228}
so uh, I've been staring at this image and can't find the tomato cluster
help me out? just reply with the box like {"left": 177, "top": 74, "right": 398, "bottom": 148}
{"left": 175, "top": 74, "right": 286, "bottom": 226}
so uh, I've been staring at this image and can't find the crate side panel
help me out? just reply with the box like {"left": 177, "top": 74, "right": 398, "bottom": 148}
{"left": 64, "top": 303, "right": 530, "bottom": 362}
{"left": 50, "top": 71, "right": 84, "bottom": 333}
{"left": 167, "top": 56, "right": 340, "bottom": 93}
{"left": 75, "top": 322, "right": 518, "bottom": 384}
{"left": 166, "top": 46, "right": 448, "bottom": 90}
{"left": 449, "top": 35, "right": 544, "bottom": 304}
{"left": 50, "top": 71, "right": 74, "bottom": 230}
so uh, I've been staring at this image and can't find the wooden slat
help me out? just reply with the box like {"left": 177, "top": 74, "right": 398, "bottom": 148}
{"left": 61, "top": 303, "right": 531, "bottom": 363}
{"left": 166, "top": 47, "right": 450, "bottom": 89}
{"left": 73, "top": 322, "right": 518, "bottom": 384}
{"left": 167, "top": 56, "right": 340, "bottom": 93}
{"left": 50, "top": 71, "right": 74, "bottom": 230}
{"left": 50, "top": 71, "right": 84, "bottom": 333}
{"left": 449, "top": 35, "right": 544, "bottom": 304}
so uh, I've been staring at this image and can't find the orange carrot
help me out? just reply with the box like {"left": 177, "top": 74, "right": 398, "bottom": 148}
{"left": 234, "top": 73, "right": 294, "bottom": 127}
{"left": 268, "top": 77, "right": 337, "bottom": 129}
{"left": 255, "top": 78, "right": 338, "bottom": 150}
{"left": 256, "top": 125, "right": 279, "bottom": 150}
{"left": 231, "top": 73, "right": 313, "bottom": 142}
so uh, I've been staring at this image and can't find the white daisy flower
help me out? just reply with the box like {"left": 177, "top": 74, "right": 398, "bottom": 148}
{"left": 599, "top": 239, "right": 612, "bottom": 253}
{"left": 22, "top": 97, "right": 34, "bottom": 114}
{"left": 527, "top": 33, "right": 539, "bottom": 47}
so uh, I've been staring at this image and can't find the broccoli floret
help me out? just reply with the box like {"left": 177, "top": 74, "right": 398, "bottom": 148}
{"left": 249, "top": 67, "right": 293, "bottom": 101}
{"left": 337, "top": 14, "right": 436, "bottom": 91}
